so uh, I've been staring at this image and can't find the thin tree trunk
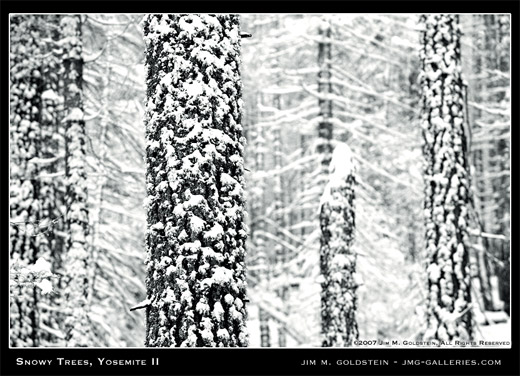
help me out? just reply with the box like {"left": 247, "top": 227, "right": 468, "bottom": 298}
{"left": 255, "top": 92, "right": 271, "bottom": 347}
{"left": 320, "top": 144, "right": 358, "bottom": 346}
{"left": 317, "top": 18, "right": 333, "bottom": 183}
{"left": 39, "top": 14, "right": 66, "bottom": 346}
{"left": 60, "top": 15, "right": 91, "bottom": 347}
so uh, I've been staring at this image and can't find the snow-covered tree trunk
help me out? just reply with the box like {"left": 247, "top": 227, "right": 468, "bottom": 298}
{"left": 60, "top": 15, "right": 91, "bottom": 347}
{"left": 420, "top": 14, "right": 473, "bottom": 341}
{"left": 143, "top": 14, "right": 248, "bottom": 347}
{"left": 38, "top": 14, "right": 67, "bottom": 346}
{"left": 10, "top": 15, "right": 68, "bottom": 347}
{"left": 319, "top": 143, "right": 358, "bottom": 347}
{"left": 317, "top": 18, "right": 333, "bottom": 184}
{"left": 9, "top": 15, "right": 46, "bottom": 347}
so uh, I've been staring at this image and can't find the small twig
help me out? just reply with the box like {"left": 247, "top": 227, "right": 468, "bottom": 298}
{"left": 129, "top": 298, "right": 150, "bottom": 312}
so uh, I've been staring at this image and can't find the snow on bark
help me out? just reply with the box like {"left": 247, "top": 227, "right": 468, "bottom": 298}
{"left": 143, "top": 14, "right": 248, "bottom": 347}
{"left": 39, "top": 15, "right": 67, "bottom": 347}
{"left": 319, "top": 142, "right": 358, "bottom": 347}
{"left": 60, "top": 15, "right": 91, "bottom": 347}
{"left": 10, "top": 14, "right": 41, "bottom": 347}
{"left": 317, "top": 18, "right": 333, "bottom": 183}
{"left": 10, "top": 14, "right": 67, "bottom": 347}
{"left": 9, "top": 15, "right": 53, "bottom": 347}
{"left": 419, "top": 14, "right": 473, "bottom": 341}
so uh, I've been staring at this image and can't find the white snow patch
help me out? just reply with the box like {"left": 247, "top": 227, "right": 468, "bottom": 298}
{"left": 212, "top": 267, "right": 233, "bottom": 285}
{"left": 190, "top": 215, "right": 205, "bottom": 234}
{"left": 213, "top": 302, "right": 224, "bottom": 322}
{"left": 36, "top": 279, "right": 53, "bottom": 295}
{"left": 184, "top": 82, "right": 204, "bottom": 98}
{"left": 151, "top": 222, "right": 164, "bottom": 231}
{"left": 217, "top": 328, "right": 230, "bottom": 341}
{"left": 204, "top": 223, "right": 224, "bottom": 241}
{"left": 427, "top": 263, "right": 441, "bottom": 282}
{"left": 320, "top": 142, "right": 355, "bottom": 207}
{"left": 42, "top": 89, "right": 60, "bottom": 102}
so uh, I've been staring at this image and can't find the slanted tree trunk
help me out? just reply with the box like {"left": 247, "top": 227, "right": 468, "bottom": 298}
{"left": 60, "top": 15, "right": 91, "bottom": 347}
{"left": 142, "top": 14, "right": 248, "bottom": 347}
{"left": 419, "top": 14, "right": 473, "bottom": 341}
{"left": 319, "top": 144, "right": 358, "bottom": 347}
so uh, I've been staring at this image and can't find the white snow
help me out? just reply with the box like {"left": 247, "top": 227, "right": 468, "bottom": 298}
{"left": 150, "top": 222, "right": 164, "bottom": 231}
{"left": 212, "top": 267, "right": 233, "bottom": 285}
{"left": 62, "top": 108, "right": 84, "bottom": 122}
{"left": 204, "top": 223, "right": 224, "bottom": 241}
{"left": 184, "top": 82, "right": 204, "bottom": 98}
{"left": 36, "top": 279, "right": 53, "bottom": 295}
{"left": 190, "top": 215, "right": 205, "bottom": 234}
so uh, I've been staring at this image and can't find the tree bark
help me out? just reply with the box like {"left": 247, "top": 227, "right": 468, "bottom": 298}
{"left": 317, "top": 18, "right": 333, "bottom": 182}
{"left": 143, "top": 14, "right": 248, "bottom": 347}
{"left": 420, "top": 14, "right": 473, "bottom": 341}
{"left": 10, "top": 15, "right": 46, "bottom": 347}
{"left": 60, "top": 15, "right": 91, "bottom": 347}
{"left": 320, "top": 146, "right": 358, "bottom": 347}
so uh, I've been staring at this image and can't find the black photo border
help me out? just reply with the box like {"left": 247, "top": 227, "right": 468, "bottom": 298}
{"left": 2, "top": 1, "right": 518, "bottom": 375}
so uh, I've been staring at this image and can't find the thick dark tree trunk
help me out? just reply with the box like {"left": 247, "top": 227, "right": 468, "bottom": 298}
{"left": 420, "top": 14, "right": 473, "bottom": 341}
{"left": 10, "top": 15, "right": 46, "bottom": 347}
{"left": 143, "top": 14, "right": 248, "bottom": 347}
{"left": 10, "top": 14, "right": 69, "bottom": 347}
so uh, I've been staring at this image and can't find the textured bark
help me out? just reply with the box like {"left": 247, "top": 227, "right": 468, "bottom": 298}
{"left": 317, "top": 18, "right": 333, "bottom": 181}
{"left": 60, "top": 15, "right": 91, "bottom": 347}
{"left": 319, "top": 151, "right": 357, "bottom": 347}
{"left": 10, "top": 14, "right": 68, "bottom": 347}
{"left": 10, "top": 15, "right": 45, "bottom": 347}
{"left": 143, "top": 14, "right": 248, "bottom": 347}
{"left": 39, "top": 15, "right": 67, "bottom": 347}
{"left": 420, "top": 14, "right": 473, "bottom": 341}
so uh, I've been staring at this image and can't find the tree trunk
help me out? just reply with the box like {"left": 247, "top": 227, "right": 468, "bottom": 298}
{"left": 143, "top": 14, "right": 248, "bottom": 347}
{"left": 317, "top": 18, "right": 333, "bottom": 183}
{"left": 10, "top": 15, "right": 46, "bottom": 347}
{"left": 254, "top": 93, "right": 271, "bottom": 347}
{"left": 320, "top": 144, "right": 358, "bottom": 347}
{"left": 39, "top": 14, "right": 66, "bottom": 346}
{"left": 420, "top": 14, "right": 473, "bottom": 341}
{"left": 60, "top": 15, "right": 91, "bottom": 347}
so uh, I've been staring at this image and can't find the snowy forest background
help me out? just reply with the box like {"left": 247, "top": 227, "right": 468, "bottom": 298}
{"left": 9, "top": 13, "right": 511, "bottom": 347}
